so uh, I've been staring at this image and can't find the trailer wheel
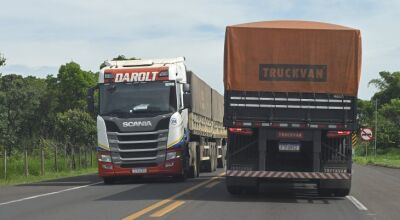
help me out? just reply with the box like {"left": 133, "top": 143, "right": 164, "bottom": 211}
{"left": 103, "top": 177, "right": 115, "bottom": 185}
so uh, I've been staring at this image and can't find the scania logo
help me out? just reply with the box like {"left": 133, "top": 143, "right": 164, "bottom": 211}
{"left": 122, "top": 121, "right": 152, "bottom": 127}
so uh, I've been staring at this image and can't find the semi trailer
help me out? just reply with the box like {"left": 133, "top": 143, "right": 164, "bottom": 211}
{"left": 87, "top": 57, "right": 226, "bottom": 184}
{"left": 223, "top": 20, "right": 362, "bottom": 196}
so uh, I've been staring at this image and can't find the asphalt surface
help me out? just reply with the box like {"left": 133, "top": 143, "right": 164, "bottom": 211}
{"left": 0, "top": 164, "right": 398, "bottom": 220}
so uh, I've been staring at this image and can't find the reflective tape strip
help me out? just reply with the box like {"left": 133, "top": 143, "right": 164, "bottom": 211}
{"left": 273, "top": 172, "right": 281, "bottom": 178}
{"left": 304, "top": 172, "right": 312, "bottom": 179}
{"left": 266, "top": 171, "right": 275, "bottom": 178}
{"left": 281, "top": 172, "right": 289, "bottom": 178}
{"left": 340, "top": 173, "right": 349, "bottom": 179}
{"left": 333, "top": 173, "right": 342, "bottom": 179}
{"left": 244, "top": 172, "right": 252, "bottom": 177}
{"left": 251, "top": 171, "right": 260, "bottom": 177}
{"left": 230, "top": 103, "right": 351, "bottom": 110}
{"left": 326, "top": 173, "right": 334, "bottom": 179}
{"left": 226, "top": 170, "right": 351, "bottom": 179}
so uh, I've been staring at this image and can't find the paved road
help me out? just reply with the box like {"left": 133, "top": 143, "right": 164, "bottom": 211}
{"left": 0, "top": 164, "right": 398, "bottom": 220}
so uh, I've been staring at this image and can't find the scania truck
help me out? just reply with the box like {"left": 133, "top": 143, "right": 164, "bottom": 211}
{"left": 223, "top": 21, "right": 362, "bottom": 196}
{"left": 87, "top": 57, "right": 226, "bottom": 184}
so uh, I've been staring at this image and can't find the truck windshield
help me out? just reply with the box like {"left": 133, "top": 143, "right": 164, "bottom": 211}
{"left": 99, "top": 81, "right": 177, "bottom": 117}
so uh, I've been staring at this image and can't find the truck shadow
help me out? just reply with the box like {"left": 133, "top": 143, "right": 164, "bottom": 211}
{"left": 96, "top": 177, "right": 344, "bottom": 205}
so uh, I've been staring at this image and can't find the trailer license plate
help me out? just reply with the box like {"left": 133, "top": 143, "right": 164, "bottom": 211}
{"left": 132, "top": 168, "right": 147, "bottom": 174}
{"left": 279, "top": 143, "right": 300, "bottom": 152}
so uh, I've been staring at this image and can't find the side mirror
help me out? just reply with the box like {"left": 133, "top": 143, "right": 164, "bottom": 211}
{"left": 183, "top": 93, "right": 192, "bottom": 110}
{"left": 87, "top": 87, "right": 96, "bottom": 115}
{"left": 183, "top": 83, "right": 190, "bottom": 93}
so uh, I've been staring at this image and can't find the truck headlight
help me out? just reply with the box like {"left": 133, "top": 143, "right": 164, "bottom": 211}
{"left": 166, "top": 151, "right": 178, "bottom": 160}
{"left": 99, "top": 154, "right": 112, "bottom": 163}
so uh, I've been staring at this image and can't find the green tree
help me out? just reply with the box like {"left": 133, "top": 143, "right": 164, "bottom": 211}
{"left": 357, "top": 99, "right": 374, "bottom": 127}
{"left": 0, "top": 75, "right": 45, "bottom": 153}
{"left": 369, "top": 71, "right": 400, "bottom": 106}
{"left": 56, "top": 62, "right": 97, "bottom": 112}
{"left": 55, "top": 109, "right": 96, "bottom": 168}
{"left": 0, "top": 53, "right": 5, "bottom": 67}
{"left": 377, "top": 99, "right": 400, "bottom": 148}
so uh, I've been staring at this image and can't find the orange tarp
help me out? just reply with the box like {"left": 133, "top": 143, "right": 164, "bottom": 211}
{"left": 224, "top": 20, "right": 362, "bottom": 96}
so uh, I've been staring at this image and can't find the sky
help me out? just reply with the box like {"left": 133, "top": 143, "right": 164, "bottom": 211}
{"left": 1, "top": 0, "right": 399, "bottom": 100}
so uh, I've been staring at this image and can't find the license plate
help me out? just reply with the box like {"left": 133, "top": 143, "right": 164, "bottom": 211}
{"left": 132, "top": 168, "right": 147, "bottom": 174}
{"left": 279, "top": 142, "right": 300, "bottom": 152}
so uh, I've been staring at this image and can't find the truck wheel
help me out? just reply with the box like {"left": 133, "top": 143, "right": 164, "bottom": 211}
{"left": 227, "top": 185, "right": 242, "bottom": 195}
{"left": 103, "top": 177, "right": 115, "bottom": 185}
{"left": 174, "top": 167, "right": 188, "bottom": 182}
{"left": 175, "top": 155, "right": 189, "bottom": 182}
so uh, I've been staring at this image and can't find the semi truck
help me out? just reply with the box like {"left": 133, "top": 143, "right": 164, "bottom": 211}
{"left": 223, "top": 20, "right": 362, "bottom": 196}
{"left": 87, "top": 57, "right": 226, "bottom": 184}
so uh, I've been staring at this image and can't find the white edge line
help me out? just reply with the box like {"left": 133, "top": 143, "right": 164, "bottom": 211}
{"left": 346, "top": 196, "right": 368, "bottom": 211}
{"left": 0, "top": 181, "right": 103, "bottom": 206}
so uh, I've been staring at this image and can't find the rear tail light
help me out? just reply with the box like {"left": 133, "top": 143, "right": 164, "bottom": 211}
{"left": 327, "top": 130, "right": 351, "bottom": 138}
{"left": 228, "top": 127, "right": 253, "bottom": 135}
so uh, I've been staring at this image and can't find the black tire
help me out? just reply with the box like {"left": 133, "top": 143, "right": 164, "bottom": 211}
{"left": 173, "top": 165, "right": 187, "bottom": 182}
{"left": 227, "top": 185, "right": 243, "bottom": 195}
{"left": 175, "top": 153, "right": 188, "bottom": 182}
{"left": 103, "top": 177, "right": 115, "bottom": 185}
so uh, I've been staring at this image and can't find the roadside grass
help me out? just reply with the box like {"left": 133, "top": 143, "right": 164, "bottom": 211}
{"left": 0, "top": 167, "right": 97, "bottom": 186}
{"left": 354, "top": 147, "right": 400, "bottom": 168}
{"left": 0, "top": 152, "right": 98, "bottom": 186}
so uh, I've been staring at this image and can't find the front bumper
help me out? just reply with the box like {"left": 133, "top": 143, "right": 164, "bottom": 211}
{"left": 98, "top": 158, "right": 183, "bottom": 177}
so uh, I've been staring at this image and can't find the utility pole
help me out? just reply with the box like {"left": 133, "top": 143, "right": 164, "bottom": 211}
{"left": 374, "top": 99, "right": 378, "bottom": 158}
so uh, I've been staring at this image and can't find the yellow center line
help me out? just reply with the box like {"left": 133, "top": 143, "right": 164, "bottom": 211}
{"left": 205, "top": 180, "right": 220, "bottom": 188}
{"left": 149, "top": 200, "right": 185, "bottom": 218}
{"left": 122, "top": 172, "right": 225, "bottom": 220}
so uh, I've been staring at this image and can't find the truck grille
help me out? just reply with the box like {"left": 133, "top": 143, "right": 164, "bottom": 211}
{"left": 120, "top": 151, "right": 158, "bottom": 158}
{"left": 107, "top": 129, "right": 168, "bottom": 165}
